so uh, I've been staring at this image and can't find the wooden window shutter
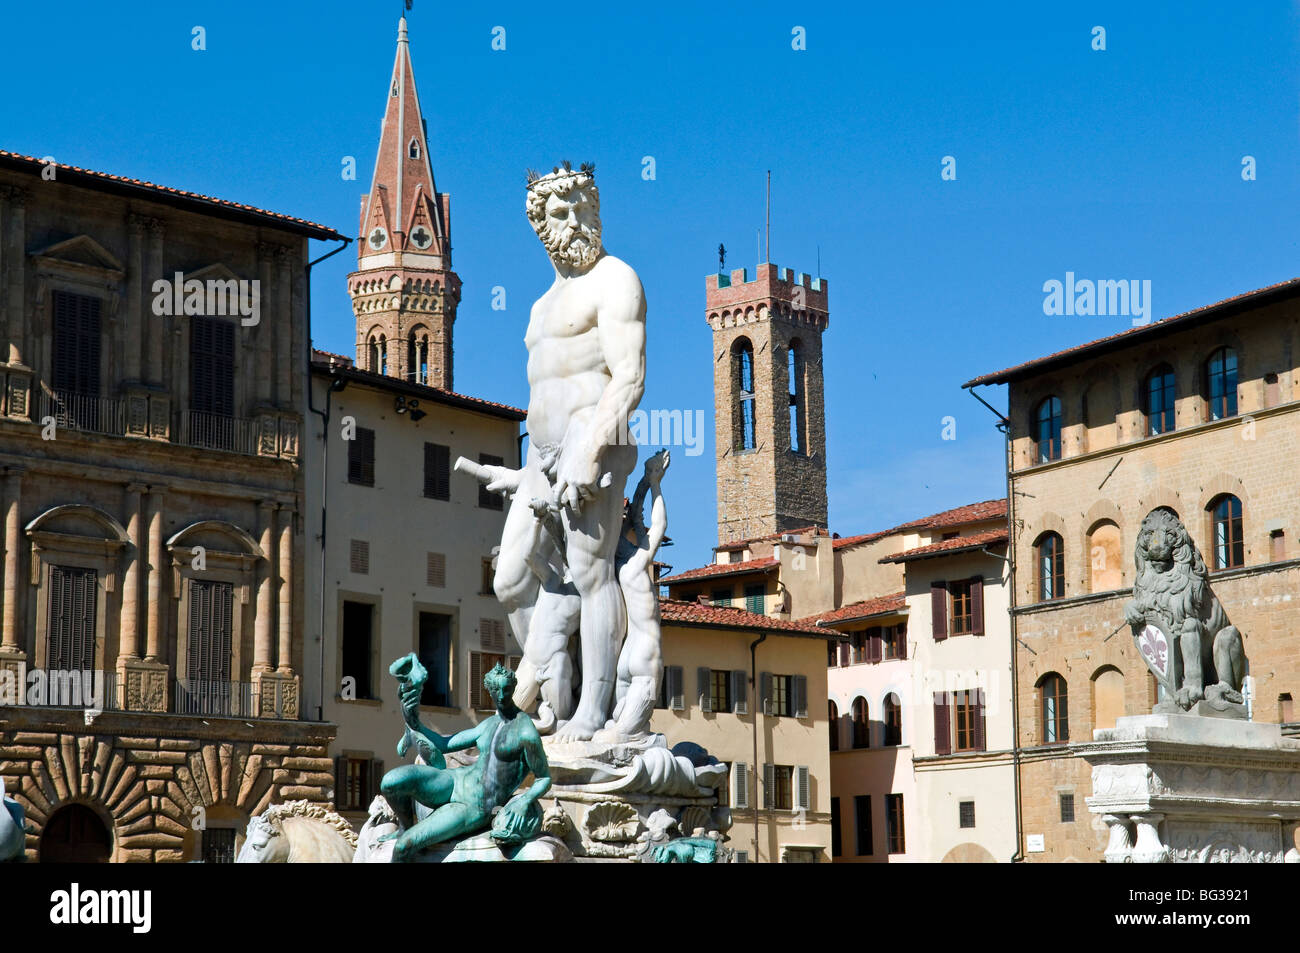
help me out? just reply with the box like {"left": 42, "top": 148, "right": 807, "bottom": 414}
{"left": 762, "top": 763, "right": 775, "bottom": 810}
{"left": 933, "top": 692, "right": 952, "bottom": 755}
{"left": 838, "top": 640, "right": 850, "bottom": 666}
{"left": 350, "top": 539, "right": 369, "bottom": 574}
{"left": 760, "top": 672, "right": 773, "bottom": 715}
{"left": 970, "top": 575, "right": 985, "bottom": 636}
{"left": 349, "top": 428, "right": 375, "bottom": 486}
{"left": 333, "top": 756, "right": 346, "bottom": 810}
{"left": 478, "top": 454, "right": 504, "bottom": 510}
{"left": 480, "top": 619, "right": 505, "bottom": 653}
{"left": 867, "top": 627, "right": 883, "bottom": 663}
{"left": 423, "top": 443, "right": 450, "bottom": 500}
{"left": 732, "top": 762, "right": 750, "bottom": 810}
{"left": 793, "top": 675, "right": 808, "bottom": 718}
{"left": 426, "top": 552, "right": 446, "bottom": 588}
{"left": 697, "top": 667, "right": 712, "bottom": 712}
{"left": 667, "top": 666, "right": 685, "bottom": 710}
{"left": 931, "top": 582, "right": 948, "bottom": 641}
{"left": 369, "top": 759, "right": 384, "bottom": 802}
{"left": 897, "top": 624, "right": 909, "bottom": 660}
{"left": 468, "top": 651, "right": 483, "bottom": 709}
{"left": 795, "top": 765, "right": 811, "bottom": 811}
{"left": 731, "top": 670, "right": 748, "bottom": 715}
{"left": 974, "top": 688, "right": 987, "bottom": 751}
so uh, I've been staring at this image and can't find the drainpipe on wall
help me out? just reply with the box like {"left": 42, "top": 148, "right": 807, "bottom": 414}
{"left": 965, "top": 383, "right": 1023, "bottom": 862}
{"left": 303, "top": 236, "right": 351, "bottom": 722}
{"left": 749, "top": 631, "right": 767, "bottom": 862}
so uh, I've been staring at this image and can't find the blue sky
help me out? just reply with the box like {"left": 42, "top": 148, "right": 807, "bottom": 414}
{"left": 5, "top": 1, "right": 1300, "bottom": 568}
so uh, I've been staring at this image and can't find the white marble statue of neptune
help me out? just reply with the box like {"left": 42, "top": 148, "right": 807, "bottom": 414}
{"left": 474, "top": 163, "right": 646, "bottom": 742}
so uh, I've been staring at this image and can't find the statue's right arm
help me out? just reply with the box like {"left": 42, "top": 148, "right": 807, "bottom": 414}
{"left": 444, "top": 724, "right": 485, "bottom": 753}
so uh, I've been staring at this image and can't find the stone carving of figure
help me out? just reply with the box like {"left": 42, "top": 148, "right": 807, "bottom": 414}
{"left": 1123, "top": 507, "right": 1246, "bottom": 713}
{"left": 378, "top": 659, "right": 552, "bottom": 861}
{"left": 484, "top": 162, "right": 647, "bottom": 741}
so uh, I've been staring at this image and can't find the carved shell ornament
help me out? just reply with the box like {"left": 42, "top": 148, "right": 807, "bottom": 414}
{"left": 584, "top": 801, "right": 640, "bottom": 843}
{"left": 678, "top": 805, "right": 711, "bottom": 836}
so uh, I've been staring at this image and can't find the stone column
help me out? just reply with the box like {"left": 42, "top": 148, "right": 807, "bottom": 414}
{"left": 144, "top": 487, "right": 166, "bottom": 661}
{"left": 253, "top": 500, "right": 276, "bottom": 673}
{"left": 4, "top": 189, "right": 27, "bottom": 366}
{"left": 276, "top": 506, "right": 293, "bottom": 674}
{"left": 124, "top": 216, "right": 145, "bottom": 383}
{"left": 118, "top": 483, "right": 145, "bottom": 660}
{"left": 1, "top": 468, "right": 23, "bottom": 650}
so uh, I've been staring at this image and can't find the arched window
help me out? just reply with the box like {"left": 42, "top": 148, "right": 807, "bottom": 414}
{"left": 408, "top": 330, "right": 429, "bottom": 385}
{"left": 1034, "top": 396, "right": 1062, "bottom": 463}
{"left": 379, "top": 335, "right": 388, "bottom": 376}
{"left": 1035, "top": 532, "right": 1064, "bottom": 602}
{"left": 408, "top": 138, "right": 421, "bottom": 160}
{"left": 1205, "top": 347, "right": 1238, "bottom": 421}
{"left": 367, "top": 334, "right": 380, "bottom": 373}
{"left": 732, "top": 338, "right": 756, "bottom": 451}
{"left": 1087, "top": 520, "right": 1122, "bottom": 592}
{"left": 828, "top": 700, "right": 839, "bottom": 752}
{"left": 1039, "top": 673, "right": 1069, "bottom": 744}
{"left": 882, "top": 693, "right": 902, "bottom": 746}
{"left": 1092, "top": 666, "right": 1125, "bottom": 732}
{"left": 787, "top": 339, "right": 806, "bottom": 454}
{"left": 1144, "top": 364, "right": 1176, "bottom": 435}
{"left": 852, "top": 697, "right": 870, "bottom": 749}
{"left": 1209, "top": 494, "right": 1244, "bottom": 570}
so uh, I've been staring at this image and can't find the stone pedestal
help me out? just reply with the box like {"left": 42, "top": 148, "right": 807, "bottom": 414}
{"left": 118, "top": 658, "right": 168, "bottom": 712}
{"left": 1083, "top": 713, "right": 1300, "bottom": 863}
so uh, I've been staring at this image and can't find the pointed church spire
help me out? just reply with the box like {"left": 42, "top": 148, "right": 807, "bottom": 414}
{"left": 349, "top": 15, "right": 461, "bottom": 390}
{"left": 358, "top": 15, "right": 449, "bottom": 266}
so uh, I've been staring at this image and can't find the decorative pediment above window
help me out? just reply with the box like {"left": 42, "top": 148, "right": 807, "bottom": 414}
{"left": 183, "top": 262, "right": 244, "bottom": 284}
{"left": 32, "top": 235, "right": 126, "bottom": 280}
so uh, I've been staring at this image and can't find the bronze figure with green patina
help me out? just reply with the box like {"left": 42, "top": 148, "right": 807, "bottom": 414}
{"left": 379, "top": 659, "right": 552, "bottom": 860}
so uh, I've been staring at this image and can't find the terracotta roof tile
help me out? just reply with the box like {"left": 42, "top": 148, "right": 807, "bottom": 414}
{"left": 797, "top": 592, "right": 907, "bottom": 626}
{"left": 0, "top": 149, "right": 343, "bottom": 239}
{"left": 658, "top": 556, "right": 779, "bottom": 585}
{"left": 964, "top": 277, "right": 1300, "bottom": 388}
{"left": 659, "top": 598, "right": 840, "bottom": 638}
{"left": 831, "top": 498, "right": 1007, "bottom": 550}
{"left": 881, "top": 528, "right": 1009, "bottom": 563}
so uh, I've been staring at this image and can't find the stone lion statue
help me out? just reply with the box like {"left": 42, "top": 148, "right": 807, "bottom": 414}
{"left": 1123, "top": 507, "right": 1246, "bottom": 713}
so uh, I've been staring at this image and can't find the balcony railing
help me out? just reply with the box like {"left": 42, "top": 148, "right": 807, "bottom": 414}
{"left": 38, "top": 389, "right": 126, "bottom": 437}
{"left": 174, "top": 679, "right": 258, "bottom": 717}
{"left": 180, "top": 410, "right": 261, "bottom": 455}
{"left": 16, "top": 669, "right": 121, "bottom": 710}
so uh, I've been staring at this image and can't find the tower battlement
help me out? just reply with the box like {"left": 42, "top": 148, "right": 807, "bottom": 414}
{"left": 705, "top": 263, "right": 829, "bottom": 334}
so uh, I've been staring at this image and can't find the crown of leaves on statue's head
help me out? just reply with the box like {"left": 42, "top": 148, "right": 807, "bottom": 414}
{"left": 525, "top": 159, "right": 596, "bottom": 191}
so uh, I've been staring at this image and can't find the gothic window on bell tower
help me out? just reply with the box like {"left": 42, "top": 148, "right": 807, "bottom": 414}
{"left": 367, "top": 334, "right": 379, "bottom": 373}
{"left": 408, "top": 329, "right": 429, "bottom": 385}
{"left": 379, "top": 335, "right": 389, "bottom": 376}
{"left": 732, "top": 337, "right": 756, "bottom": 452}
{"left": 788, "top": 338, "right": 806, "bottom": 454}
{"left": 409, "top": 138, "right": 421, "bottom": 160}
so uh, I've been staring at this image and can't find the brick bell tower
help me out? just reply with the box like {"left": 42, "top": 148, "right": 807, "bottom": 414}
{"left": 348, "top": 16, "right": 460, "bottom": 390}
{"left": 707, "top": 263, "right": 829, "bottom": 544}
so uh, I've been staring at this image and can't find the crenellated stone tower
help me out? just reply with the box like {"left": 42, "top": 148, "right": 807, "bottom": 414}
{"left": 707, "top": 263, "right": 829, "bottom": 544}
{"left": 348, "top": 16, "right": 460, "bottom": 390}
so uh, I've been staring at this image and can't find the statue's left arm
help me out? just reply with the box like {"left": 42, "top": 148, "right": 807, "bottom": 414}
{"left": 520, "top": 730, "right": 552, "bottom": 804}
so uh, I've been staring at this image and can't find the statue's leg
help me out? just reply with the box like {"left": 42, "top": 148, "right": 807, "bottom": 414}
{"left": 379, "top": 764, "right": 453, "bottom": 833}
{"left": 528, "top": 585, "right": 580, "bottom": 722}
{"left": 392, "top": 802, "right": 483, "bottom": 862}
{"left": 1211, "top": 625, "right": 1246, "bottom": 700}
{"left": 1178, "top": 621, "right": 1205, "bottom": 707}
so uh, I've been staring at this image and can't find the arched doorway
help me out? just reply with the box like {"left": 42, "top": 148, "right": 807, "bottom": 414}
{"left": 40, "top": 804, "right": 111, "bottom": 863}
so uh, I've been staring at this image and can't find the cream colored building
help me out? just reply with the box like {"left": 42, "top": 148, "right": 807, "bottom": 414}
{"left": 651, "top": 598, "right": 841, "bottom": 862}
{"left": 966, "top": 277, "right": 1300, "bottom": 861}
{"left": 303, "top": 354, "right": 523, "bottom": 825}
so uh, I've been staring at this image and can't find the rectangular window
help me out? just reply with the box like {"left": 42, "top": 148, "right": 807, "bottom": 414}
{"left": 423, "top": 443, "right": 450, "bottom": 500}
{"left": 185, "top": 579, "right": 234, "bottom": 715}
{"left": 348, "top": 428, "right": 375, "bottom": 486}
{"left": 882, "top": 623, "right": 907, "bottom": 660}
{"left": 886, "top": 793, "right": 905, "bottom": 854}
{"left": 717, "top": 763, "right": 731, "bottom": 808}
{"left": 709, "top": 669, "right": 731, "bottom": 713}
{"left": 426, "top": 552, "right": 446, "bottom": 588}
{"left": 1059, "top": 793, "right": 1075, "bottom": 823}
{"left": 190, "top": 315, "right": 236, "bottom": 417}
{"left": 851, "top": 629, "right": 866, "bottom": 664}
{"left": 341, "top": 601, "right": 374, "bottom": 700}
{"left": 659, "top": 665, "right": 684, "bottom": 710}
{"left": 854, "top": 794, "right": 873, "bottom": 856}
{"left": 950, "top": 579, "right": 973, "bottom": 634}
{"left": 771, "top": 764, "right": 793, "bottom": 811}
{"left": 770, "top": 675, "right": 791, "bottom": 717}
{"left": 710, "top": 587, "right": 732, "bottom": 607}
{"left": 350, "top": 539, "right": 370, "bottom": 575}
{"left": 417, "top": 612, "right": 452, "bottom": 707}
{"left": 743, "top": 584, "right": 765, "bottom": 615}
{"left": 959, "top": 800, "right": 976, "bottom": 829}
{"left": 51, "top": 290, "right": 102, "bottom": 398}
{"left": 200, "top": 828, "right": 237, "bottom": 864}
{"left": 830, "top": 797, "right": 842, "bottom": 857}
{"left": 337, "top": 755, "right": 383, "bottom": 813}
{"left": 46, "top": 565, "right": 98, "bottom": 674}
{"left": 478, "top": 454, "right": 504, "bottom": 510}
{"left": 480, "top": 558, "right": 495, "bottom": 595}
